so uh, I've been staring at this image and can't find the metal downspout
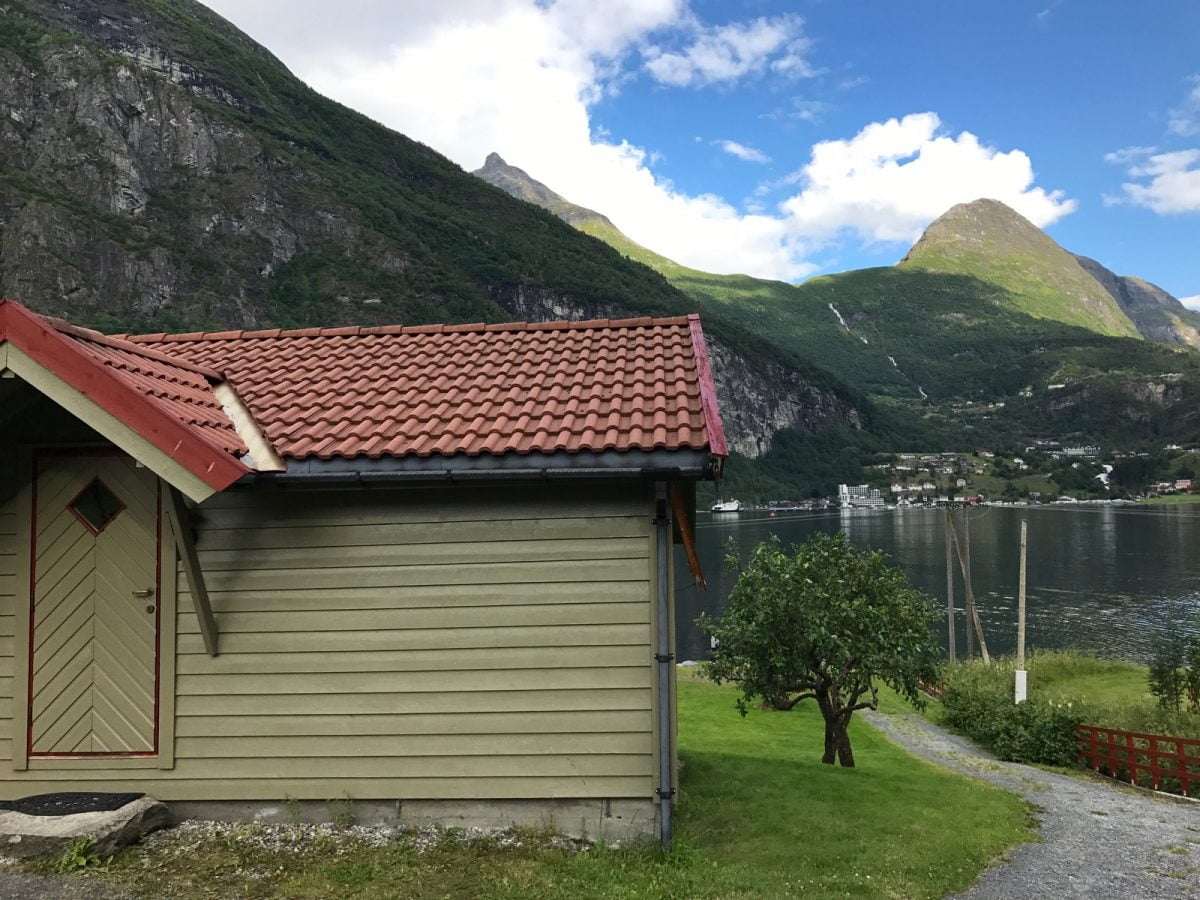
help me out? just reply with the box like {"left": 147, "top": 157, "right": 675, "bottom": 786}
{"left": 654, "top": 483, "right": 674, "bottom": 847}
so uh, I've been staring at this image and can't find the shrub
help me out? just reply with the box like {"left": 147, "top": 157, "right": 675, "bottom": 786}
{"left": 940, "top": 656, "right": 1087, "bottom": 767}
{"left": 942, "top": 683, "right": 1084, "bottom": 767}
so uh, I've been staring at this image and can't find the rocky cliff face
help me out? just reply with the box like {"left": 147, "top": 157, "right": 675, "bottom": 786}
{"left": 0, "top": 0, "right": 864, "bottom": 464}
{"left": 474, "top": 153, "right": 613, "bottom": 229}
{"left": 1073, "top": 255, "right": 1200, "bottom": 348}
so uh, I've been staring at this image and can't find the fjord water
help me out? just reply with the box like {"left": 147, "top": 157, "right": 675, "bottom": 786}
{"left": 676, "top": 506, "right": 1200, "bottom": 664}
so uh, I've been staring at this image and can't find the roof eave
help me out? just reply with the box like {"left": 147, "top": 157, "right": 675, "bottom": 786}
{"left": 0, "top": 300, "right": 250, "bottom": 500}
{"left": 687, "top": 314, "right": 729, "bottom": 459}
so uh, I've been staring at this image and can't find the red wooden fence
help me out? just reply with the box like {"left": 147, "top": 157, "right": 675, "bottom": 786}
{"left": 1076, "top": 724, "right": 1200, "bottom": 797}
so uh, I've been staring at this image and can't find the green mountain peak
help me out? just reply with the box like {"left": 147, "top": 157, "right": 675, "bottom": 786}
{"left": 899, "top": 198, "right": 1141, "bottom": 338}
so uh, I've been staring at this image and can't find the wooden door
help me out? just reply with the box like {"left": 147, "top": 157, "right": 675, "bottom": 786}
{"left": 28, "top": 452, "right": 160, "bottom": 756}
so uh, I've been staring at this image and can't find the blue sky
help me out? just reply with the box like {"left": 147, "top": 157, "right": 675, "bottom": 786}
{"left": 209, "top": 1, "right": 1199, "bottom": 300}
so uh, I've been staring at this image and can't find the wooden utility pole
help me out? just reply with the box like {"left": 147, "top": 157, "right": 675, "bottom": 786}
{"left": 963, "top": 509, "right": 976, "bottom": 658}
{"left": 949, "top": 507, "right": 990, "bottom": 663}
{"left": 945, "top": 506, "right": 956, "bottom": 662}
{"left": 1015, "top": 519, "right": 1028, "bottom": 702}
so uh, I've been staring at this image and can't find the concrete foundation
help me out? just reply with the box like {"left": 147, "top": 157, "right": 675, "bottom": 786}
{"left": 168, "top": 797, "right": 658, "bottom": 843}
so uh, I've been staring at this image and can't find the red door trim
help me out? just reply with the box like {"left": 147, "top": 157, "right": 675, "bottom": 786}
{"left": 27, "top": 448, "right": 162, "bottom": 759}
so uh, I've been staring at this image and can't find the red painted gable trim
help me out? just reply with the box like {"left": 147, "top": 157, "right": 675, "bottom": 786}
{"left": 0, "top": 301, "right": 248, "bottom": 491}
{"left": 687, "top": 314, "right": 728, "bottom": 459}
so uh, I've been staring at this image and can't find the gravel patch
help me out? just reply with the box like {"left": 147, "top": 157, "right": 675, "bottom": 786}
{"left": 865, "top": 710, "right": 1200, "bottom": 898}
{"left": 137, "top": 819, "right": 591, "bottom": 856}
{"left": 0, "top": 869, "right": 129, "bottom": 900}
{"left": 2, "top": 820, "right": 591, "bottom": 898}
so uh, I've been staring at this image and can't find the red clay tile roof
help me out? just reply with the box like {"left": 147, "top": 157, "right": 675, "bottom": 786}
{"left": 45, "top": 319, "right": 248, "bottom": 459}
{"left": 121, "top": 315, "right": 727, "bottom": 462}
{"left": 0, "top": 301, "right": 250, "bottom": 491}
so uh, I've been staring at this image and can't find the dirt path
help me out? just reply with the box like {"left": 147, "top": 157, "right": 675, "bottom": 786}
{"left": 864, "top": 710, "right": 1200, "bottom": 898}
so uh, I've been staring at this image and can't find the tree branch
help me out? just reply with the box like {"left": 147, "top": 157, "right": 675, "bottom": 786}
{"left": 780, "top": 692, "right": 817, "bottom": 710}
{"left": 847, "top": 685, "right": 880, "bottom": 713}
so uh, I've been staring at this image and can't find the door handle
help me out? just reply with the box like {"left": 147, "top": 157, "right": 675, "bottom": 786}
{"left": 132, "top": 588, "right": 155, "bottom": 598}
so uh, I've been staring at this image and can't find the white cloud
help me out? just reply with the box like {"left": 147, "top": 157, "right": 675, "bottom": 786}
{"left": 1035, "top": 0, "right": 1064, "bottom": 26}
{"left": 1104, "top": 145, "right": 1157, "bottom": 165}
{"left": 1180, "top": 295, "right": 1200, "bottom": 311}
{"left": 206, "top": 0, "right": 815, "bottom": 280}
{"left": 1107, "top": 149, "right": 1200, "bottom": 214}
{"left": 202, "top": 2, "right": 1072, "bottom": 281}
{"left": 762, "top": 98, "right": 832, "bottom": 124}
{"left": 642, "top": 14, "right": 815, "bottom": 88}
{"left": 718, "top": 140, "right": 770, "bottom": 163}
{"left": 1169, "top": 76, "right": 1200, "bottom": 137}
{"left": 779, "top": 113, "right": 1077, "bottom": 244}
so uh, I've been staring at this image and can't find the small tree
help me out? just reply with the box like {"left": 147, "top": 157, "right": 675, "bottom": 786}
{"left": 1149, "top": 620, "right": 1200, "bottom": 712}
{"left": 702, "top": 533, "right": 941, "bottom": 767}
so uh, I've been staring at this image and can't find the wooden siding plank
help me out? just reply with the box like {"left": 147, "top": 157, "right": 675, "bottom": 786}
{"left": 175, "top": 710, "right": 651, "bottom": 738}
{"left": 175, "top": 579, "right": 647, "bottom": 613}
{"left": 199, "top": 484, "right": 641, "bottom": 515}
{"left": 190, "top": 559, "right": 649, "bottom": 593}
{"left": 178, "top": 688, "right": 651, "bottom": 716}
{"left": 175, "top": 732, "right": 655, "bottom": 759}
{"left": 175, "top": 645, "right": 649, "bottom": 675}
{"left": 175, "top": 603, "right": 649, "bottom": 635}
{"left": 15, "top": 754, "right": 651, "bottom": 779}
{"left": 0, "top": 776, "right": 653, "bottom": 800}
{"left": 176, "top": 623, "right": 651, "bottom": 654}
{"left": 195, "top": 538, "right": 648, "bottom": 571}
{"left": 195, "top": 516, "right": 648, "bottom": 551}
{"left": 176, "top": 667, "right": 650, "bottom": 696}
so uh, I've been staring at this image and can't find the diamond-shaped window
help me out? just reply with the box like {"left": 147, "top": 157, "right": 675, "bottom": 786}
{"left": 68, "top": 479, "right": 125, "bottom": 535}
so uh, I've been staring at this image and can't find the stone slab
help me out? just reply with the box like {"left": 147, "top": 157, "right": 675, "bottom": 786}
{"left": 0, "top": 796, "right": 171, "bottom": 860}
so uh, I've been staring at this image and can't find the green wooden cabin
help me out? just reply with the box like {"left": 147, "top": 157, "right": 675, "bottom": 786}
{"left": 0, "top": 301, "right": 726, "bottom": 843}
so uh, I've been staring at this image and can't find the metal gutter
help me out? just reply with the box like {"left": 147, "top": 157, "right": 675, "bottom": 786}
{"left": 236, "top": 448, "right": 717, "bottom": 487}
{"left": 654, "top": 482, "right": 674, "bottom": 847}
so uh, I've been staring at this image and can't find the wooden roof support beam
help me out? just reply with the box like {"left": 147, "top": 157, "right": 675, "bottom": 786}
{"left": 670, "top": 482, "right": 706, "bottom": 590}
{"left": 164, "top": 483, "right": 219, "bottom": 656}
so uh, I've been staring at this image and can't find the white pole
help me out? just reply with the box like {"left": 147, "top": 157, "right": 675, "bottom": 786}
{"left": 1015, "top": 519, "right": 1028, "bottom": 704}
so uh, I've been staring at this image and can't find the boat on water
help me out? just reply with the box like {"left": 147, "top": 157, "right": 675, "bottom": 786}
{"left": 711, "top": 499, "right": 741, "bottom": 513}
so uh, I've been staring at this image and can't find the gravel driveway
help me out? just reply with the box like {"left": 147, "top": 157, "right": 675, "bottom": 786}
{"left": 865, "top": 710, "right": 1200, "bottom": 898}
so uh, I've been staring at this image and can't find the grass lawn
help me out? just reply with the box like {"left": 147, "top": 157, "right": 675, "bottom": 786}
{"left": 53, "top": 679, "right": 1032, "bottom": 899}
{"left": 1137, "top": 494, "right": 1200, "bottom": 505}
{"left": 1017, "top": 652, "right": 1150, "bottom": 708}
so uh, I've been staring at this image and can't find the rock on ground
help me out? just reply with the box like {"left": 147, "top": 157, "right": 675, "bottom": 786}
{"left": 865, "top": 710, "right": 1200, "bottom": 898}
{"left": 0, "top": 797, "right": 171, "bottom": 861}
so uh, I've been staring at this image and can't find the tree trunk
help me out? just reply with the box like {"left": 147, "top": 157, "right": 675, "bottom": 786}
{"left": 818, "top": 691, "right": 837, "bottom": 764}
{"left": 821, "top": 711, "right": 856, "bottom": 767}
{"left": 822, "top": 719, "right": 837, "bottom": 765}
{"left": 836, "top": 720, "right": 856, "bottom": 768}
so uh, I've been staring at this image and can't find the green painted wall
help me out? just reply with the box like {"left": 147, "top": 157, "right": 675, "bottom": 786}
{"left": 0, "top": 478, "right": 663, "bottom": 802}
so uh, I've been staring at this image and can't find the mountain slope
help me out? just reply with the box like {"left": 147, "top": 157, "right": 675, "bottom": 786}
{"left": 900, "top": 199, "right": 1140, "bottom": 338}
{"left": 0, "top": 0, "right": 869, "bottom": 475}
{"left": 474, "top": 154, "right": 1200, "bottom": 446}
{"left": 474, "top": 153, "right": 614, "bottom": 228}
{"left": 1073, "top": 255, "right": 1200, "bottom": 347}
